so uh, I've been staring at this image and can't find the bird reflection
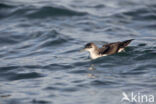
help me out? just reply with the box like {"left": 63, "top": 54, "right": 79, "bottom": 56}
{"left": 88, "top": 64, "right": 96, "bottom": 70}
{"left": 87, "top": 64, "right": 97, "bottom": 78}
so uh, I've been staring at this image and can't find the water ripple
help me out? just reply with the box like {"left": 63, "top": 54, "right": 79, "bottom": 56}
{"left": 0, "top": 3, "right": 87, "bottom": 19}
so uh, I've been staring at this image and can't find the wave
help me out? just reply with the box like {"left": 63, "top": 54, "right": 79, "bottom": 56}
{"left": 0, "top": 4, "right": 87, "bottom": 19}
{"left": 26, "top": 6, "right": 87, "bottom": 18}
{"left": 10, "top": 72, "right": 43, "bottom": 80}
{"left": 0, "top": 3, "right": 15, "bottom": 19}
{"left": 0, "top": 65, "right": 43, "bottom": 81}
{"left": 109, "top": 5, "right": 156, "bottom": 25}
{"left": 122, "top": 6, "right": 156, "bottom": 21}
{"left": 34, "top": 30, "right": 74, "bottom": 49}
{"left": 0, "top": 3, "right": 14, "bottom": 9}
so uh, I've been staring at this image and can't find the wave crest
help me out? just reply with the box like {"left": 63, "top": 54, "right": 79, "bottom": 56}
{"left": 26, "top": 6, "right": 86, "bottom": 18}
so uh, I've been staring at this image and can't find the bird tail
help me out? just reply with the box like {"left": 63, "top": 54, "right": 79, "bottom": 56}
{"left": 120, "top": 39, "right": 134, "bottom": 48}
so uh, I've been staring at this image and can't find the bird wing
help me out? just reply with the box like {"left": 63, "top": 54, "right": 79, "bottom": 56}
{"left": 98, "top": 45, "right": 110, "bottom": 55}
{"left": 100, "top": 39, "right": 134, "bottom": 55}
{"left": 101, "top": 42, "right": 120, "bottom": 54}
{"left": 119, "top": 39, "right": 134, "bottom": 48}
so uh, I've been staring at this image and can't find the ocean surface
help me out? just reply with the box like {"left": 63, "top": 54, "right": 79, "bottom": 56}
{"left": 0, "top": 0, "right": 156, "bottom": 104}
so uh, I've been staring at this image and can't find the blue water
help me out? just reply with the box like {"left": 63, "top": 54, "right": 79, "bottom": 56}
{"left": 0, "top": 0, "right": 156, "bottom": 104}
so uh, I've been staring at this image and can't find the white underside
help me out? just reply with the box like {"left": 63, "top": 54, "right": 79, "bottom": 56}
{"left": 90, "top": 54, "right": 107, "bottom": 59}
{"left": 90, "top": 48, "right": 125, "bottom": 59}
{"left": 118, "top": 48, "right": 125, "bottom": 52}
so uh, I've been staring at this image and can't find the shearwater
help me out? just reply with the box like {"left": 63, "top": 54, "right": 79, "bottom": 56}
{"left": 81, "top": 39, "right": 134, "bottom": 59}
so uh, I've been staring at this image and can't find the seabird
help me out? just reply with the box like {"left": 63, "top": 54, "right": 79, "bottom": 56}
{"left": 81, "top": 39, "right": 134, "bottom": 59}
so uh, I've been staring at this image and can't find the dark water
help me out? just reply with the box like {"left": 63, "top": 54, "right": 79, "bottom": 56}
{"left": 0, "top": 0, "right": 156, "bottom": 104}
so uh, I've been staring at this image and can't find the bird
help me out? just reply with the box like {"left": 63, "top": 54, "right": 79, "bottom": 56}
{"left": 81, "top": 39, "right": 134, "bottom": 59}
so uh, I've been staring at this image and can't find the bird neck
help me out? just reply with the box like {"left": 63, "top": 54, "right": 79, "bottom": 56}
{"left": 89, "top": 46, "right": 100, "bottom": 59}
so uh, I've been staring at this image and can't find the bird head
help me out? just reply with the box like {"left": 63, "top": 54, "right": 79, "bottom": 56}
{"left": 81, "top": 42, "right": 97, "bottom": 52}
